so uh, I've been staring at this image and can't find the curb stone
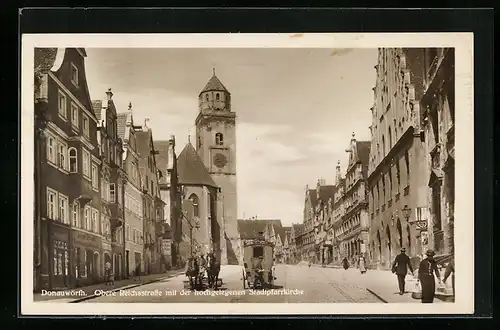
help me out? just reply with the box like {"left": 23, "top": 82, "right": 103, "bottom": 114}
{"left": 69, "top": 271, "right": 184, "bottom": 303}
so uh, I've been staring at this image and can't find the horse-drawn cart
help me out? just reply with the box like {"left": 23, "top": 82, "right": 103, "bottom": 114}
{"left": 241, "top": 238, "right": 276, "bottom": 289}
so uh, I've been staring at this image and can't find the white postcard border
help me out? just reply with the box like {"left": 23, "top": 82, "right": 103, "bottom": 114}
{"left": 21, "top": 33, "right": 474, "bottom": 315}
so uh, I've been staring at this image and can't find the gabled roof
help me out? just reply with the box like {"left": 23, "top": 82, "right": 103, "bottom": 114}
{"left": 92, "top": 100, "right": 103, "bottom": 122}
{"left": 318, "top": 185, "right": 337, "bottom": 203}
{"left": 356, "top": 141, "right": 371, "bottom": 177}
{"left": 307, "top": 189, "right": 318, "bottom": 208}
{"left": 155, "top": 140, "right": 172, "bottom": 185}
{"left": 135, "top": 130, "right": 153, "bottom": 158}
{"left": 117, "top": 113, "right": 128, "bottom": 141}
{"left": 200, "top": 73, "right": 229, "bottom": 95}
{"left": 268, "top": 220, "right": 285, "bottom": 243}
{"left": 237, "top": 219, "right": 281, "bottom": 240}
{"left": 176, "top": 143, "right": 217, "bottom": 188}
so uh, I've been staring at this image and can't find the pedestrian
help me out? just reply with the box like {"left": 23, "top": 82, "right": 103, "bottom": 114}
{"left": 104, "top": 260, "right": 113, "bottom": 285}
{"left": 443, "top": 258, "right": 455, "bottom": 299}
{"left": 418, "top": 249, "right": 441, "bottom": 303}
{"left": 391, "top": 248, "right": 414, "bottom": 295}
{"left": 342, "top": 257, "right": 349, "bottom": 270}
{"left": 134, "top": 263, "right": 141, "bottom": 281}
{"left": 358, "top": 255, "right": 367, "bottom": 274}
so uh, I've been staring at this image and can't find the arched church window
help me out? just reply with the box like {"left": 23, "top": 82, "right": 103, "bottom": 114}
{"left": 189, "top": 194, "right": 199, "bottom": 217}
{"left": 216, "top": 93, "right": 220, "bottom": 101}
{"left": 215, "top": 133, "right": 224, "bottom": 146}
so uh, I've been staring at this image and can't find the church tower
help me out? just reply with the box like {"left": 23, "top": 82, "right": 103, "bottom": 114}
{"left": 195, "top": 69, "right": 239, "bottom": 265}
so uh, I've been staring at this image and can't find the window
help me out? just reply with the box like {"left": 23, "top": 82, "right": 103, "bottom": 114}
{"left": 82, "top": 149, "right": 90, "bottom": 178}
{"left": 71, "top": 102, "right": 79, "bottom": 128}
{"left": 72, "top": 202, "right": 79, "bottom": 227}
{"left": 71, "top": 63, "right": 79, "bottom": 86}
{"left": 396, "top": 160, "right": 401, "bottom": 190}
{"left": 117, "top": 183, "right": 122, "bottom": 205}
{"left": 109, "top": 183, "right": 116, "bottom": 203}
{"left": 205, "top": 94, "right": 209, "bottom": 101}
{"left": 58, "top": 194, "right": 69, "bottom": 224}
{"left": 58, "top": 90, "right": 67, "bottom": 119}
{"left": 215, "top": 133, "right": 223, "bottom": 146}
{"left": 216, "top": 93, "right": 220, "bottom": 101}
{"left": 82, "top": 114, "right": 89, "bottom": 138}
{"left": 91, "top": 164, "right": 98, "bottom": 190}
{"left": 84, "top": 206, "right": 90, "bottom": 231}
{"left": 69, "top": 148, "right": 77, "bottom": 173}
{"left": 126, "top": 225, "right": 130, "bottom": 241}
{"left": 189, "top": 194, "right": 199, "bottom": 217}
{"left": 46, "top": 188, "right": 57, "bottom": 219}
{"left": 57, "top": 141, "right": 68, "bottom": 171}
{"left": 53, "top": 241, "right": 68, "bottom": 276}
{"left": 46, "top": 134, "right": 56, "bottom": 164}
{"left": 91, "top": 209, "right": 99, "bottom": 233}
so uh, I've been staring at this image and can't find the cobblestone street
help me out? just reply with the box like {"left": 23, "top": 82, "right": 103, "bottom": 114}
{"left": 75, "top": 264, "right": 390, "bottom": 303}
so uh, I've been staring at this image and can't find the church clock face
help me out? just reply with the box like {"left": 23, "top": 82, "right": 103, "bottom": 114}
{"left": 213, "top": 153, "right": 228, "bottom": 168}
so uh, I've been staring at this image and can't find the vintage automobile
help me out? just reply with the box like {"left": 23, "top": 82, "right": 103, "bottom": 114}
{"left": 241, "top": 236, "right": 276, "bottom": 289}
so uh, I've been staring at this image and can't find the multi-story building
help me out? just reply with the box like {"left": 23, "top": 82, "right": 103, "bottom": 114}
{"left": 92, "top": 89, "right": 126, "bottom": 281}
{"left": 262, "top": 220, "right": 286, "bottom": 263}
{"left": 136, "top": 125, "right": 164, "bottom": 274}
{"left": 283, "top": 227, "right": 292, "bottom": 264}
{"left": 289, "top": 224, "right": 301, "bottom": 264}
{"left": 34, "top": 48, "right": 103, "bottom": 290}
{"left": 155, "top": 136, "right": 180, "bottom": 267}
{"left": 335, "top": 134, "right": 371, "bottom": 266}
{"left": 302, "top": 187, "right": 317, "bottom": 262}
{"left": 420, "top": 48, "right": 455, "bottom": 258}
{"left": 117, "top": 103, "right": 144, "bottom": 277}
{"left": 367, "top": 48, "right": 428, "bottom": 270}
{"left": 331, "top": 161, "right": 346, "bottom": 264}
{"left": 312, "top": 180, "right": 336, "bottom": 265}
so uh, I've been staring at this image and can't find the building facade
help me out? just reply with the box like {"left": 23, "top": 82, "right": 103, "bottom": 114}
{"left": 117, "top": 104, "right": 144, "bottom": 277}
{"left": 155, "top": 136, "right": 181, "bottom": 267}
{"left": 290, "top": 224, "right": 303, "bottom": 264}
{"left": 334, "top": 134, "right": 371, "bottom": 266}
{"left": 420, "top": 48, "right": 455, "bottom": 258}
{"left": 34, "top": 48, "right": 104, "bottom": 290}
{"left": 136, "top": 126, "right": 164, "bottom": 274}
{"left": 367, "top": 48, "right": 428, "bottom": 270}
{"left": 312, "top": 180, "right": 336, "bottom": 265}
{"left": 92, "top": 89, "right": 126, "bottom": 281}
{"left": 195, "top": 71, "right": 239, "bottom": 265}
{"left": 302, "top": 187, "right": 316, "bottom": 262}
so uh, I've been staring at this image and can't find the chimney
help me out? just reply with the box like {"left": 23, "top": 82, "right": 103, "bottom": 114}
{"left": 106, "top": 88, "right": 113, "bottom": 100}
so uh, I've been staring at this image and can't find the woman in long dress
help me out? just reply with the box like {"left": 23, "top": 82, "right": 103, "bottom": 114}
{"left": 418, "top": 249, "right": 441, "bottom": 303}
{"left": 358, "top": 256, "right": 367, "bottom": 274}
{"left": 342, "top": 257, "right": 349, "bottom": 270}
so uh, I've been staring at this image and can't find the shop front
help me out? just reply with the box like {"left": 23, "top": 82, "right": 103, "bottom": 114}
{"left": 72, "top": 229, "right": 102, "bottom": 287}
{"left": 50, "top": 223, "right": 71, "bottom": 289}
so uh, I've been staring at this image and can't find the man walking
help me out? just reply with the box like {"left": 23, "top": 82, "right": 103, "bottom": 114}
{"left": 391, "top": 248, "right": 414, "bottom": 295}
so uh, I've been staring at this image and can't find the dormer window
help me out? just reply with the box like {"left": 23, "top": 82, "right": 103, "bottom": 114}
{"left": 71, "top": 63, "right": 79, "bottom": 87}
{"left": 216, "top": 93, "right": 220, "bottom": 101}
{"left": 215, "top": 133, "right": 223, "bottom": 146}
{"left": 205, "top": 94, "right": 209, "bottom": 101}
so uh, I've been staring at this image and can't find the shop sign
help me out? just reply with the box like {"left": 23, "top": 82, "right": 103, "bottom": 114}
{"left": 162, "top": 239, "right": 172, "bottom": 256}
{"left": 74, "top": 230, "right": 101, "bottom": 249}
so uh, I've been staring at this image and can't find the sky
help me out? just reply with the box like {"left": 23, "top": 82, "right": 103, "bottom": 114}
{"left": 84, "top": 48, "right": 378, "bottom": 226}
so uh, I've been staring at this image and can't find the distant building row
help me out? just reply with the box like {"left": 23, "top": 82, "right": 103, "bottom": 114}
{"left": 292, "top": 48, "right": 455, "bottom": 269}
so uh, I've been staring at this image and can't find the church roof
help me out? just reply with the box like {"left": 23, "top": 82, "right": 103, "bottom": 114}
{"left": 176, "top": 142, "right": 217, "bottom": 188}
{"left": 200, "top": 73, "right": 229, "bottom": 95}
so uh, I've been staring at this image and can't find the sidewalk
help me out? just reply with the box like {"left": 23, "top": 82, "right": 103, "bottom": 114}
{"left": 356, "top": 269, "right": 453, "bottom": 303}
{"left": 34, "top": 269, "right": 184, "bottom": 302}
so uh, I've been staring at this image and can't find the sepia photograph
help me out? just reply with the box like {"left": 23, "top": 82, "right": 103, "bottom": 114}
{"left": 21, "top": 33, "right": 474, "bottom": 315}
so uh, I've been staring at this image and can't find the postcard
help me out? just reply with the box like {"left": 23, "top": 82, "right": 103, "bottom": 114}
{"left": 21, "top": 32, "right": 474, "bottom": 315}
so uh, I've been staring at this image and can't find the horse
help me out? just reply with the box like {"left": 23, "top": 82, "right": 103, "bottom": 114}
{"left": 206, "top": 254, "right": 221, "bottom": 289}
{"left": 185, "top": 257, "right": 200, "bottom": 290}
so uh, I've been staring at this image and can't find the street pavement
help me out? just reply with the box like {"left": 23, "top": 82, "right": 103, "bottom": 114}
{"left": 78, "top": 264, "right": 388, "bottom": 303}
